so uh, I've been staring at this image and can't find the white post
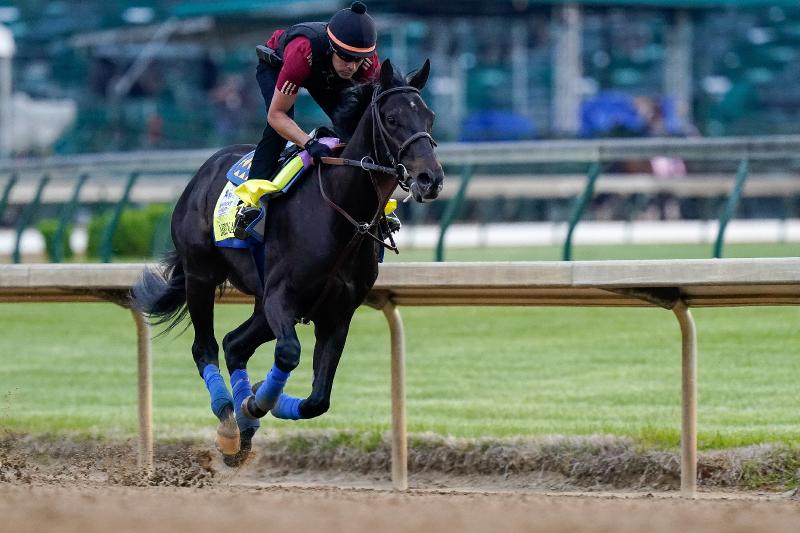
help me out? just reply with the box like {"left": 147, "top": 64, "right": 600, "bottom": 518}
{"left": 552, "top": 3, "right": 582, "bottom": 136}
{"left": 0, "top": 24, "right": 15, "bottom": 158}
{"left": 131, "top": 309, "right": 154, "bottom": 472}
{"left": 665, "top": 9, "right": 694, "bottom": 128}
{"left": 382, "top": 302, "right": 407, "bottom": 491}
{"left": 673, "top": 300, "right": 697, "bottom": 498}
{"left": 511, "top": 21, "right": 529, "bottom": 118}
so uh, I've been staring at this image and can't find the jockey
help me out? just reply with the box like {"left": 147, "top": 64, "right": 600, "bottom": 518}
{"left": 236, "top": 1, "right": 401, "bottom": 236}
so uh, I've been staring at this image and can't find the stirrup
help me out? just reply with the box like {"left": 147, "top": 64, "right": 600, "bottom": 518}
{"left": 386, "top": 212, "right": 402, "bottom": 233}
{"left": 234, "top": 205, "right": 261, "bottom": 240}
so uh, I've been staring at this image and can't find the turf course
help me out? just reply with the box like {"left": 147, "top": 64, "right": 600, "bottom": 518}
{"left": 385, "top": 242, "right": 799, "bottom": 262}
{"left": 1, "top": 304, "right": 798, "bottom": 449}
{"left": 1, "top": 243, "right": 798, "bottom": 449}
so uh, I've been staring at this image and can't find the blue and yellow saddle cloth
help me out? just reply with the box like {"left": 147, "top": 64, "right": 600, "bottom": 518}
{"left": 213, "top": 138, "right": 339, "bottom": 248}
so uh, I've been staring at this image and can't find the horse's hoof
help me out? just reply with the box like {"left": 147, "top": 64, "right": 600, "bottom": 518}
{"left": 215, "top": 412, "right": 240, "bottom": 456}
{"left": 222, "top": 428, "right": 256, "bottom": 467}
{"left": 241, "top": 395, "right": 268, "bottom": 419}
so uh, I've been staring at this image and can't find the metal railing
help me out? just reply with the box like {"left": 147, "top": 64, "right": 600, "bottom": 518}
{"left": 1, "top": 135, "right": 799, "bottom": 262}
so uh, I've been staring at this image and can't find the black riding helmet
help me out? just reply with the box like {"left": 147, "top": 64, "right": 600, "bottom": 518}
{"left": 327, "top": 1, "right": 377, "bottom": 61}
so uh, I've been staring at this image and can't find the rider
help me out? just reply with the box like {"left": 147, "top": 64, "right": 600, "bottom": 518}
{"left": 236, "top": 1, "right": 401, "bottom": 236}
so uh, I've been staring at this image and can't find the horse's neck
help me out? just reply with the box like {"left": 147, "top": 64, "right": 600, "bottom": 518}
{"left": 328, "top": 118, "right": 395, "bottom": 215}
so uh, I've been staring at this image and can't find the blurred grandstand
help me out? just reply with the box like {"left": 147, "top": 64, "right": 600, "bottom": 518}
{"left": 2, "top": 0, "right": 800, "bottom": 153}
{"left": 1, "top": 1, "right": 799, "bottom": 259}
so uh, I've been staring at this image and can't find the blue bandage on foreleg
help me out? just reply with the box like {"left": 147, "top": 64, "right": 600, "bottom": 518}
{"left": 202, "top": 364, "right": 233, "bottom": 419}
{"left": 231, "top": 369, "right": 261, "bottom": 432}
{"left": 254, "top": 364, "right": 290, "bottom": 412}
{"left": 271, "top": 393, "right": 303, "bottom": 420}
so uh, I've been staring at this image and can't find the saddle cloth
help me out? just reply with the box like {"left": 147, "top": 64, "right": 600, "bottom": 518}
{"left": 213, "top": 137, "right": 340, "bottom": 248}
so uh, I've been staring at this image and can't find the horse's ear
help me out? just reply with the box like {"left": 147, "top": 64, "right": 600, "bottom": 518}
{"left": 406, "top": 59, "right": 431, "bottom": 91}
{"left": 380, "top": 58, "right": 394, "bottom": 90}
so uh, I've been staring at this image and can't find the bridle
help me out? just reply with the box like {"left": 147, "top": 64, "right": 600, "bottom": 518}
{"left": 303, "top": 84, "right": 437, "bottom": 323}
{"left": 317, "top": 84, "right": 437, "bottom": 247}
{"left": 369, "top": 86, "right": 437, "bottom": 190}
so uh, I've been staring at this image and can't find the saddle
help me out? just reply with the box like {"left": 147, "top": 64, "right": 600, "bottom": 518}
{"left": 213, "top": 127, "right": 340, "bottom": 247}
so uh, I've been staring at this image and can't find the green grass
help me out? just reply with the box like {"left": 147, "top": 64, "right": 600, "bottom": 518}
{"left": 1, "top": 302, "right": 798, "bottom": 450}
{"left": 386, "top": 242, "right": 800, "bottom": 262}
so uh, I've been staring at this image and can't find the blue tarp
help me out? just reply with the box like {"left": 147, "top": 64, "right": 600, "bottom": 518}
{"left": 460, "top": 110, "right": 537, "bottom": 142}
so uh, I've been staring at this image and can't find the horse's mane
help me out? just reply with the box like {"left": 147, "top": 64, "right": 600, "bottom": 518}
{"left": 331, "top": 69, "right": 409, "bottom": 142}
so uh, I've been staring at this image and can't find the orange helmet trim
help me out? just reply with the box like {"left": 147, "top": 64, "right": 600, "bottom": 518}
{"left": 326, "top": 27, "right": 375, "bottom": 54}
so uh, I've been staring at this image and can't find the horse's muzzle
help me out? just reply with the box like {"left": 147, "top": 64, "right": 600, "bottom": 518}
{"left": 411, "top": 170, "right": 444, "bottom": 202}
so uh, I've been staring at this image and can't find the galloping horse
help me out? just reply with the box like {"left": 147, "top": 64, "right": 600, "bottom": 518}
{"left": 130, "top": 59, "right": 444, "bottom": 465}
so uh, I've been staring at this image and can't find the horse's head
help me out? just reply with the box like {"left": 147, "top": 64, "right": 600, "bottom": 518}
{"left": 373, "top": 59, "right": 444, "bottom": 202}
{"left": 334, "top": 59, "right": 444, "bottom": 203}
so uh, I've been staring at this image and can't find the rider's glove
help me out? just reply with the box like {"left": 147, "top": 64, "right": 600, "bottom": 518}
{"left": 304, "top": 138, "right": 332, "bottom": 164}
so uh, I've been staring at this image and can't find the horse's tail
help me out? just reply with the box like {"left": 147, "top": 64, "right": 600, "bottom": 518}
{"left": 130, "top": 250, "right": 188, "bottom": 335}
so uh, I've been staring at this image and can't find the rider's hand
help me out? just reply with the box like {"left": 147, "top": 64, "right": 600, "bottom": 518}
{"left": 304, "top": 138, "right": 332, "bottom": 164}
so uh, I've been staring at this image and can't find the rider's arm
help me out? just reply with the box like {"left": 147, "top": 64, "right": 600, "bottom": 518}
{"left": 267, "top": 90, "right": 311, "bottom": 147}
{"left": 267, "top": 36, "right": 313, "bottom": 147}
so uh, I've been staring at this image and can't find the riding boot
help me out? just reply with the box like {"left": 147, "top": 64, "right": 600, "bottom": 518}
{"left": 386, "top": 212, "right": 402, "bottom": 233}
{"left": 234, "top": 205, "right": 261, "bottom": 240}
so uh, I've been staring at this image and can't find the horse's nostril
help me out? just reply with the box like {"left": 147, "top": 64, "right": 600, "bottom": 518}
{"left": 417, "top": 172, "right": 432, "bottom": 187}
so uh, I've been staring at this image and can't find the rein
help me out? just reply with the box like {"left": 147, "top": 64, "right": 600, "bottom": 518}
{"left": 301, "top": 84, "right": 436, "bottom": 323}
{"left": 317, "top": 85, "right": 436, "bottom": 253}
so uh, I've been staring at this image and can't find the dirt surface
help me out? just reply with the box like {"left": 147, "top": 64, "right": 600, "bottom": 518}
{"left": 2, "top": 482, "right": 800, "bottom": 533}
{"left": 2, "top": 435, "right": 799, "bottom": 532}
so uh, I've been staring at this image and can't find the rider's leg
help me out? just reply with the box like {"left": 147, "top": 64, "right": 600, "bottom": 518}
{"left": 235, "top": 64, "right": 294, "bottom": 238}
{"left": 250, "top": 63, "right": 293, "bottom": 181}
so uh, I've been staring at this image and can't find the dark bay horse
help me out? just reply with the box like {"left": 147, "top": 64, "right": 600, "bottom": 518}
{"left": 130, "top": 59, "right": 444, "bottom": 465}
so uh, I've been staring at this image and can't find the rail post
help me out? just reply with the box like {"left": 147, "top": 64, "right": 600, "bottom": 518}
{"left": 673, "top": 300, "right": 697, "bottom": 498}
{"left": 382, "top": 301, "right": 408, "bottom": 490}
{"left": 435, "top": 164, "right": 474, "bottom": 262}
{"left": 713, "top": 159, "right": 748, "bottom": 258}
{"left": 13, "top": 174, "right": 49, "bottom": 264}
{"left": 101, "top": 171, "right": 139, "bottom": 263}
{"left": 563, "top": 162, "right": 601, "bottom": 261}
{"left": 0, "top": 173, "right": 16, "bottom": 222}
{"left": 130, "top": 308, "right": 154, "bottom": 472}
{"left": 51, "top": 173, "right": 89, "bottom": 263}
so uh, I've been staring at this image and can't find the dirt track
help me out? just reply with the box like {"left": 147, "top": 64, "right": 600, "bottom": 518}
{"left": 2, "top": 482, "right": 800, "bottom": 533}
{"left": 2, "top": 435, "right": 799, "bottom": 532}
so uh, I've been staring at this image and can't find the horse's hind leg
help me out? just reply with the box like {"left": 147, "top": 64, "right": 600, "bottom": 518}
{"left": 220, "top": 307, "right": 275, "bottom": 466}
{"left": 184, "top": 264, "right": 240, "bottom": 456}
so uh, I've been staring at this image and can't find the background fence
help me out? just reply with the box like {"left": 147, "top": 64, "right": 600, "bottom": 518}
{"left": 1, "top": 135, "right": 799, "bottom": 263}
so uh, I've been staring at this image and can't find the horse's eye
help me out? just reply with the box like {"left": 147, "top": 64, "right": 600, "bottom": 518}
{"left": 386, "top": 115, "right": 397, "bottom": 125}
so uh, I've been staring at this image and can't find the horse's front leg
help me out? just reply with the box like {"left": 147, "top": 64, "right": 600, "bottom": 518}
{"left": 270, "top": 311, "right": 353, "bottom": 420}
{"left": 242, "top": 283, "right": 303, "bottom": 418}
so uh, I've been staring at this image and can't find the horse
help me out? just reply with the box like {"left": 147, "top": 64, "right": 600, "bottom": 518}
{"left": 130, "top": 58, "right": 444, "bottom": 465}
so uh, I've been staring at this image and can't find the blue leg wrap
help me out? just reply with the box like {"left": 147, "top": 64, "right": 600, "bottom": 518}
{"left": 271, "top": 393, "right": 303, "bottom": 420}
{"left": 202, "top": 364, "right": 233, "bottom": 419}
{"left": 254, "top": 364, "right": 290, "bottom": 412}
{"left": 230, "top": 369, "right": 261, "bottom": 432}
